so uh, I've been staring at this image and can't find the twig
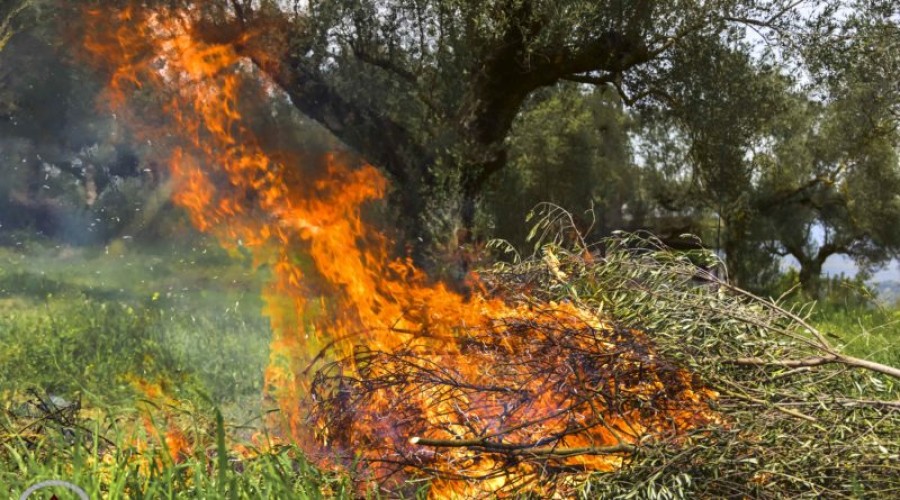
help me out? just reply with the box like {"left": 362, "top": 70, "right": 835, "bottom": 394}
{"left": 409, "top": 436, "right": 635, "bottom": 457}
{"left": 717, "top": 387, "right": 818, "bottom": 423}
{"left": 725, "top": 355, "right": 840, "bottom": 369}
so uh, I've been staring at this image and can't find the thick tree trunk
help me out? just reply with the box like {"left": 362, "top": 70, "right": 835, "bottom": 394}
{"left": 785, "top": 241, "right": 839, "bottom": 299}
{"left": 798, "top": 259, "right": 824, "bottom": 298}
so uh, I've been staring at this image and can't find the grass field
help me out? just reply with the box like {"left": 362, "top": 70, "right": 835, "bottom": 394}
{"left": 1, "top": 237, "right": 897, "bottom": 498}
{"left": 0, "top": 237, "right": 349, "bottom": 498}
{"left": 811, "top": 301, "right": 900, "bottom": 370}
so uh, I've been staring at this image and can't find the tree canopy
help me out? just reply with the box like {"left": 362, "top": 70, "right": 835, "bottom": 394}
{"left": 180, "top": 0, "right": 851, "bottom": 260}
{"left": 3, "top": 0, "right": 897, "bottom": 291}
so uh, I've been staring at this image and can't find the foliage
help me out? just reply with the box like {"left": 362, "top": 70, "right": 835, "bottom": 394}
{"left": 637, "top": 34, "right": 788, "bottom": 290}
{"left": 485, "top": 215, "right": 899, "bottom": 498}
{"left": 752, "top": 92, "right": 900, "bottom": 295}
{"left": 139, "top": 0, "right": 850, "bottom": 259}
{"left": 639, "top": 33, "right": 900, "bottom": 294}
{"left": 485, "top": 85, "right": 647, "bottom": 250}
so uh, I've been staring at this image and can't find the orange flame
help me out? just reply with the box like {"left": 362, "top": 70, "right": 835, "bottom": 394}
{"left": 128, "top": 377, "right": 194, "bottom": 466}
{"left": 83, "top": 6, "right": 720, "bottom": 496}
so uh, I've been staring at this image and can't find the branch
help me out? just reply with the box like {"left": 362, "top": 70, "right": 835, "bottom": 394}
{"left": 722, "top": 0, "right": 807, "bottom": 31}
{"left": 561, "top": 72, "right": 617, "bottom": 86}
{"left": 717, "top": 386, "right": 818, "bottom": 423}
{"left": 755, "top": 175, "right": 833, "bottom": 215}
{"left": 548, "top": 30, "right": 653, "bottom": 78}
{"left": 351, "top": 46, "right": 418, "bottom": 84}
{"left": 725, "top": 355, "right": 840, "bottom": 369}
{"left": 243, "top": 45, "right": 432, "bottom": 186}
{"left": 706, "top": 273, "right": 900, "bottom": 381}
{"left": 409, "top": 436, "right": 636, "bottom": 457}
{"left": 229, "top": 0, "right": 246, "bottom": 27}
{"left": 814, "top": 241, "right": 844, "bottom": 267}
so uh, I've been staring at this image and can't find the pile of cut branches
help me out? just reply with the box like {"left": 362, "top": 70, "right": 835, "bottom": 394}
{"left": 309, "top": 205, "right": 900, "bottom": 498}
{"left": 488, "top": 207, "right": 900, "bottom": 498}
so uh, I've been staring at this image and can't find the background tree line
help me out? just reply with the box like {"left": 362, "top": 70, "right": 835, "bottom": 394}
{"left": 1, "top": 0, "right": 899, "bottom": 297}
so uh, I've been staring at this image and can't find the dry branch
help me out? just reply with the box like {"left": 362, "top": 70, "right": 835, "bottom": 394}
{"left": 409, "top": 436, "right": 636, "bottom": 458}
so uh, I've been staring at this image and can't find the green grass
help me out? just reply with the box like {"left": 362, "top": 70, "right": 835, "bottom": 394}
{"left": 0, "top": 236, "right": 270, "bottom": 408}
{"left": 770, "top": 272, "right": 900, "bottom": 370}
{"left": 811, "top": 302, "right": 900, "bottom": 370}
{"left": 0, "top": 237, "right": 344, "bottom": 498}
{"left": 0, "top": 409, "right": 353, "bottom": 499}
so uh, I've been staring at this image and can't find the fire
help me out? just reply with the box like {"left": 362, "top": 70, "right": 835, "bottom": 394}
{"left": 82, "top": 6, "right": 720, "bottom": 496}
{"left": 130, "top": 377, "right": 194, "bottom": 465}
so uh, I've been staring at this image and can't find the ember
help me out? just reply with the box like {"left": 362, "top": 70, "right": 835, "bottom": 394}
{"left": 82, "top": 5, "right": 720, "bottom": 496}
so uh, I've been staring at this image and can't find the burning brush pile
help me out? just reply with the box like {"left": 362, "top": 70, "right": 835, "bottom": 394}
{"left": 309, "top": 299, "right": 721, "bottom": 494}
{"left": 78, "top": 6, "right": 900, "bottom": 498}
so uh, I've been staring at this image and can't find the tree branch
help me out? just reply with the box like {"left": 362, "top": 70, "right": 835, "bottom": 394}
{"left": 561, "top": 72, "right": 617, "bottom": 86}
{"left": 706, "top": 273, "right": 900, "bottom": 381}
{"left": 722, "top": 0, "right": 807, "bottom": 31}
{"left": 351, "top": 46, "right": 419, "bottom": 84}
{"left": 409, "top": 436, "right": 636, "bottom": 457}
{"left": 240, "top": 39, "right": 433, "bottom": 186}
{"left": 725, "top": 355, "right": 840, "bottom": 369}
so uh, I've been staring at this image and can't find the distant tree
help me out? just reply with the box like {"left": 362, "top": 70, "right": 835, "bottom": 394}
{"left": 754, "top": 91, "right": 900, "bottom": 296}
{"left": 636, "top": 34, "right": 787, "bottom": 289}
{"left": 485, "top": 85, "right": 646, "bottom": 251}
{"left": 0, "top": 7, "right": 160, "bottom": 244}
{"left": 637, "top": 18, "right": 900, "bottom": 295}
{"left": 735, "top": 1, "right": 900, "bottom": 295}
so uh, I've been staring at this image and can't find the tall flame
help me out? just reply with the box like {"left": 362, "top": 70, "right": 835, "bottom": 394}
{"left": 83, "top": 6, "right": 720, "bottom": 496}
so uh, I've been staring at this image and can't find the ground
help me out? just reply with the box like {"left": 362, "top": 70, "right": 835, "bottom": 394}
{"left": 0, "top": 236, "right": 897, "bottom": 498}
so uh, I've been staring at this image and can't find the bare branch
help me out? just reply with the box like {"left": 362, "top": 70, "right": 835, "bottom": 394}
{"left": 725, "top": 355, "right": 840, "bottom": 369}
{"left": 561, "top": 72, "right": 616, "bottom": 86}
{"left": 409, "top": 436, "right": 636, "bottom": 457}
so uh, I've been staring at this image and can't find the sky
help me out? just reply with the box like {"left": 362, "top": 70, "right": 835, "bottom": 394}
{"left": 816, "top": 255, "right": 900, "bottom": 282}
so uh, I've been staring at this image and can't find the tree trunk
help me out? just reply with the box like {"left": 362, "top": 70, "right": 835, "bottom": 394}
{"left": 218, "top": 5, "right": 655, "bottom": 271}
{"left": 798, "top": 259, "right": 824, "bottom": 298}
